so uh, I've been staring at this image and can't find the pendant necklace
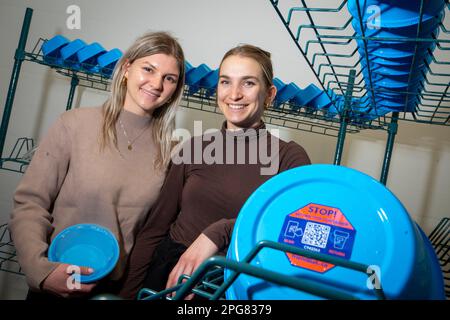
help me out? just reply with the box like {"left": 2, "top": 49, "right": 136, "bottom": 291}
{"left": 118, "top": 118, "right": 151, "bottom": 151}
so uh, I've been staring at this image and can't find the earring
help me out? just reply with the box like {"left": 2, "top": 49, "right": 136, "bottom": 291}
{"left": 121, "top": 77, "right": 127, "bottom": 86}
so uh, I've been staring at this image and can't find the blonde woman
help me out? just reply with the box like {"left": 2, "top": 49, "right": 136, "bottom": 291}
{"left": 9, "top": 31, "right": 185, "bottom": 300}
{"left": 119, "top": 44, "right": 311, "bottom": 299}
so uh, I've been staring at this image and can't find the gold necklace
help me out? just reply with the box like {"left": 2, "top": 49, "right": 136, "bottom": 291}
{"left": 118, "top": 118, "right": 151, "bottom": 151}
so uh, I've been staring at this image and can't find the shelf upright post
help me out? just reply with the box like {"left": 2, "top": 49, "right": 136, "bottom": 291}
{"left": 380, "top": 112, "right": 399, "bottom": 185}
{"left": 66, "top": 75, "right": 79, "bottom": 110}
{"left": 334, "top": 69, "right": 356, "bottom": 165}
{"left": 0, "top": 7, "right": 33, "bottom": 159}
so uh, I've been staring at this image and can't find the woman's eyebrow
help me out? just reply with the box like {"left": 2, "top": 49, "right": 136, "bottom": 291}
{"left": 142, "top": 62, "right": 179, "bottom": 77}
{"left": 219, "top": 75, "right": 260, "bottom": 81}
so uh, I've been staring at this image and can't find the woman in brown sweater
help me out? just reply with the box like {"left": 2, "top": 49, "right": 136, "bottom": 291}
{"left": 119, "top": 44, "right": 311, "bottom": 299}
{"left": 8, "top": 31, "right": 186, "bottom": 299}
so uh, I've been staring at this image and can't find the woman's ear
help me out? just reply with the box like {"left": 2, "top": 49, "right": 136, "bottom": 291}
{"left": 122, "top": 59, "right": 131, "bottom": 79}
{"left": 265, "top": 85, "right": 277, "bottom": 107}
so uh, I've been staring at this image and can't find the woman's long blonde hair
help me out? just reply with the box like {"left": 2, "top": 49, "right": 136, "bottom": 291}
{"left": 100, "top": 31, "right": 185, "bottom": 169}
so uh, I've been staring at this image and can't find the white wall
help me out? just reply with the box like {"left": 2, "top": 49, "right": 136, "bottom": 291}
{"left": 0, "top": 0, "right": 449, "bottom": 299}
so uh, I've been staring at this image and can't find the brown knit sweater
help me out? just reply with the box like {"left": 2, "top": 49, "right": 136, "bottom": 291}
{"left": 119, "top": 121, "right": 311, "bottom": 298}
{"left": 9, "top": 106, "right": 166, "bottom": 291}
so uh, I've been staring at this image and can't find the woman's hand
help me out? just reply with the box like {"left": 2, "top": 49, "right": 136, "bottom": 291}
{"left": 166, "top": 233, "right": 219, "bottom": 299}
{"left": 41, "top": 263, "right": 97, "bottom": 298}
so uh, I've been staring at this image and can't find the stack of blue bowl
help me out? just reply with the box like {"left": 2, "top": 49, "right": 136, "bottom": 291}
{"left": 348, "top": 0, "right": 445, "bottom": 112}
{"left": 41, "top": 35, "right": 123, "bottom": 78}
{"left": 184, "top": 62, "right": 219, "bottom": 97}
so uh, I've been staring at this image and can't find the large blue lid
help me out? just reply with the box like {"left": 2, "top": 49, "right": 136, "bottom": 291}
{"left": 225, "top": 164, "right": 445, "bottom": 300}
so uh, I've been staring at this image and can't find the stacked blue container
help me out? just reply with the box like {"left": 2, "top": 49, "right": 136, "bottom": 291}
{"left": 41, "top": 35, "right": 123, "bottom": 78}
{"left": 348, "top": 0, "right": 445, "bottom": 113}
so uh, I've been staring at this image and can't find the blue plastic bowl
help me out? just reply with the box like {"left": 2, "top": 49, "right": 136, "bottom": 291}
{"left": 356, "top": 27, "right": 434, "bottom": 52}
{"left": 351, "top": 10, "right": 443, "bottom": 41}
{"left": 225, "top": 164, "right": 445, "bottom": 300}
{"left": 97, "top": 48, "right": 123, "bottom": 78}
{"left": 291, "top": 84, "right": 322, "bottom": 110}
{"left": 48, "top": 224, "right": 120, "bottom": 283}
{"left": 77, "top": 42, "right": 106, "bottom": 73}
{"left": 275, "top": 82, "right": 301, "bottom": 108}
{"left": 184, "top": 61, "right": 193, "bottom": 75}
{"left": 199, "top": 69, "right": 219, "bottom": 97}
{"left": 185, "top": 63, "right": 212, "bottom": 95}
{"left": 309, "top": 91, "right": 333, "bottom": 110}
{"left": 42, "top": 35, "right": 70, "bottom": 66}
{"left": 357, "top": 40, "right": 436, "bottom": 60}
{"left": 60, "top": 39, "right": 87, "bottom": 70}
{"left": 348, "top": 0, "right": 445, "bottom": 30}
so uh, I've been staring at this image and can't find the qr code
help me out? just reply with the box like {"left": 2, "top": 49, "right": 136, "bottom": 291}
{"left": 301, "top": 222, "right": 331, "bottom": 248}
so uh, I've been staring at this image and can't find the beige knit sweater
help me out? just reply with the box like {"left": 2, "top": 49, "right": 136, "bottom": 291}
{"left": 9, "top": 106, "right": 166, "bottom": 291}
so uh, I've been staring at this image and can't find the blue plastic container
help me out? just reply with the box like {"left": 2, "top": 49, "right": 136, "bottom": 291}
{"left": 199, "top": 69, "right": 219, "bottom": 97}
{"left": 60, "top": 39, "right": 87, "bottom": 70}
{"left": 351, "top": 11, "right": 443, "bottom": 41}
{"left": 274, "top": 82, "right": 301, "bottom": 108}
{"left": 41, "top": 35, "right": 70, "bottom": 66}
{"left": 348, "top": 0, "right": 445, "bottom": 34}
{"left": 185, "top": 63, "right": 212, "bottom": 95}
{"left": 184, "top": 61, "right": 194, "bottom": 75}
{"left": 309, "top": 91, "right": 333, "bottom": 110}
{"left": 77, "top": 42, "right": 106, "bottom": 73}
{"left": 357, "top": 40, "right": 436, "bottom": 60}
{"left": 98, "top": 48, "right": 123, "bottom": 78}
{"left": 225, "top": 165, "right": 445, "bottom": 300}
{"left": 272, "top": 78, "right": 287, "bottom": 108}
{"left": 291, "top": 83, "right": 322, "bottom": 110}
{"left": 48, "top": 223, "right": 119, "bottom": 283}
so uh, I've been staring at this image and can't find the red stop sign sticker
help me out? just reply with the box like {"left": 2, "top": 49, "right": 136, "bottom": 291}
{"left": 278, "top": 203, "right": 356, "bottom": 273}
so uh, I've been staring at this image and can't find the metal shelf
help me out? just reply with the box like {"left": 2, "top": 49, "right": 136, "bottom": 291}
{"left": 0, "top": 224, "right": 23, "bottom": 276}
{"left": 269, "top": 0, "right": 450, "bottom": 126}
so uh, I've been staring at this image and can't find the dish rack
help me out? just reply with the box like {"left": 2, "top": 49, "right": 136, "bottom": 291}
{"left": 268, "top": 0, "right": 450, "bottom": 183}
{"left": 0, "top": 223, "right": 23, "bottom": 275}
{"left": 136, "top": 239, "right": 385, "bottom": 300}
{"left": 428, "top": 217, "right": 450, "bottom": 297}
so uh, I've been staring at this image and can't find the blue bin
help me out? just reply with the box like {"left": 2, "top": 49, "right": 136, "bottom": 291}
{"left": 41, "top": 35, "right": 70, "bottom": 66}
{"left": 77, "top": 42, "right": 106, "bottom": 74}
{"left": 98, "top": 48, "right": 123, "bottom": 78}
{"left": 60, "top": 39, "right": 87, "bottom": 70}
{"left": 48, "top": 224, "right": 119, "bottom": 283}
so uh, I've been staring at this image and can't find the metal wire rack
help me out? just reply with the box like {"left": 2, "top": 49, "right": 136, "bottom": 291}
{"left": 428, "top": 217, "right": 450, "bottom": 297}
{"left": 269, "top": 0, "right": 450, "bottom": 125}
{"left": 136, "top": 240, "right": 384, "bottom": 301}
{"left": 0, "top": 224, "right": 23, "bottom": 275}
